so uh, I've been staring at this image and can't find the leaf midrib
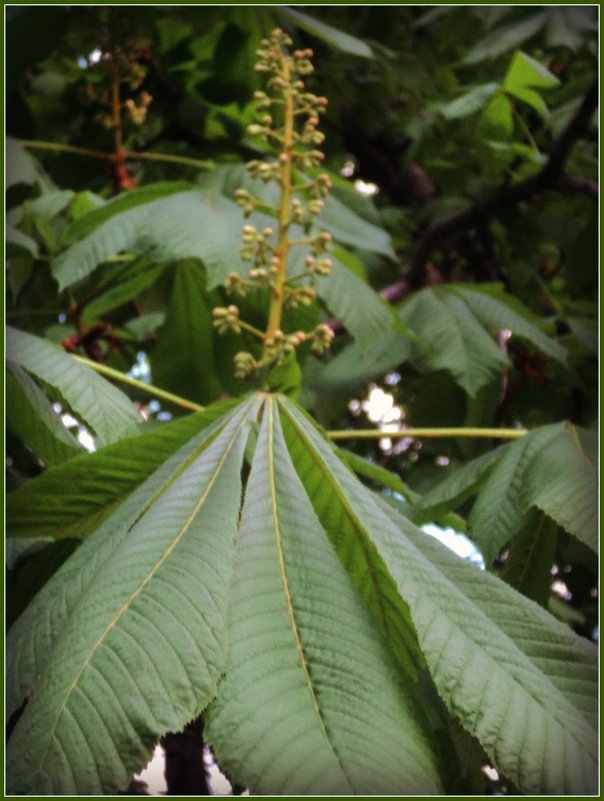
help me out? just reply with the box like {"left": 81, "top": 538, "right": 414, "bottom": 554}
{"left": 266, "top": 398, "right": 353, "bottom": 793}
{"left": 277, "top": 398, "right": 423, "bottom": 678}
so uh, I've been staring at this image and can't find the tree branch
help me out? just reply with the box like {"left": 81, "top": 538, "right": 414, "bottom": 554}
{"left": 556, "top": 173, "right": 599, "bottom": 199}
{"left": 409, "top": 82, "right": 598, "bottom": 285}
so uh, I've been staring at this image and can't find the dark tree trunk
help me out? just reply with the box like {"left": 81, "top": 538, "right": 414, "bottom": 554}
{"left": 162, "top": 716, "right": 210, "bottom": 795}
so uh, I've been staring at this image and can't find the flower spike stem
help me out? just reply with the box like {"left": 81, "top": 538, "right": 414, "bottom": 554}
{"left": 264, "top": 49, "right": 294, "bottom": 356}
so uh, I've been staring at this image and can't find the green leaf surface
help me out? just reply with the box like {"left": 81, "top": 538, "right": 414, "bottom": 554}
{"left": 439, "top": 83, "right": 499, "bottom": 119}
{"left": 206, "top": 397, "right": 441, "bottom": 794}
{"left": 6, "top": 327, "right": 140, "bottom": 446}
{"left": 279, "top": 399, "right": 596, "bottom": 793}
{"left": 412, "top": 445, "right": 506, "bottom": 524}
{"left": 312, "top": 331, "right": 414, "bottom": 394}
{"left": 400, "top": 288, "right": 509, "bottom": 396}
{"left": 7, "top": 400, "right": 256, "bottom": 794}
{"left": 7, "top": 398, "right": 242, "bottom": 541}
{"left": 461, "top": 12, "right": 549, "bottom": 64}
{"left": 521, "top": 425, "right": 597, "bottom": 554}
{"left": 501, "top": 510, "right": 558, "bottom": 607}
{"left": 199, "top": 163, "right": 393, "bottom": 258}
{"left": 7, "top": 137, "right": 55, "bottom": 191}
{"left": 64, "top": 181, "right": 191, "bottom": 241}
{"left": 7, "top": 225, "right": 39, "bottom": 258}
{"left": 450, "top": 284, "right": 567, "bottom": 365}
{"left": 278, "top": 7, "right": 374, "bottom": 58}
{"left": 504, "top": 51, "right": 559, "bottom": 117}
{"left": 335, "top": 447, "right": 418, "bottom": 504}
{"left": 279, "top": 400, "right": 425, "bottom": 682}
{"left": 83, "top": 259, "right": 169, "bottom": 323}
{"left": 312, "top": 248, "right": 397, "bottom": 344}
{"left": 27, "top": 189, "right": 75, "bottom": 221}
{"left": 469, "top": 424, "right": 563, "bottom": 563}
{"left": 7, "top": 362, "right": 84, "bottom": 467}
{"left": 319, "top": 193, "right": 395, "bottom": 258}
{"left": 379, "top": 498, "right": 598, "bottom": 736}
{"left": 152, "top": 261, "right": 222, "bottom": 404}
{"left": 7, "top": 538, "right": 79, "bottom": 628}
{"left": 53, "top": 190, "right": 244, "bottom": 291}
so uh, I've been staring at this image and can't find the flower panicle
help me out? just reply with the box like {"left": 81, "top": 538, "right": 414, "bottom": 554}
{"left": 212, "top": 28, "right": 335, "bottom": 381}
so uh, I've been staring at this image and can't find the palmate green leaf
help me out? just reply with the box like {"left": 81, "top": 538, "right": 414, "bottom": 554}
{"left": 6, "top": 403, "right": 248, "bottom": 721}
{"left": 7, "top": 399, "right": 257, "bottom": 794}
{"left": 7, "top": 394, "right": 597, "bottom": 795}
{"left": 400, "top": 288, "right": 509, "bottom": 396}
{"left": 278, "top": 398, "right": 597, "bottom": 794}
{"left": 206, "top": 397, "right": 442, "bottom": 794}
{"left": 379, "top": 498, "right": 598, "bottom": 734}
{"left": 53, "top": 190, "right": 244, "bottom": 291}
{"left": 7, "top": 397, "right": 242, "bottom": 541}
{"left": 6, "top": 362, "right": 84, "bottom": 467}
{"left": 520, "top": 424, "right": 597, "bottom": 554}
{"left": 399, "top": 284, "right": 566, "bottom": 396}
{"left": 6, "top": 327, "right": 140, "bottom": 446}
{"left": 152, "top": 260, "right": 222, "bottom": 404}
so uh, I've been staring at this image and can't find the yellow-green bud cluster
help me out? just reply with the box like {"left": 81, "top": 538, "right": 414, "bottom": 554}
{"left": 223, "top": 272, "right": 247, "bottom": 299}
{"left": 212, "top": 305, "right": 241, "bottom": 335}
{"left": 240, "top": 224, "right": 275, "bottom": 266}
{"left": 234, "top": 351, "right": 258, "bottom": 379}
{"left": 263, "top": 329, "right": 307, "bottom": 361}
{"left": 234, "top": 188, "right": 256, "bottom": 217}
{"left": 310, "top": 323, "right": 335, "bottom": 355}
{"left": 284, "top": 285, "right": 316, "bottom": 310}
{"left": 310, "top": 230, "right": 333, "bottom": 256}
{"left": 245, "top": 159, "right": 282, "bottom": 183}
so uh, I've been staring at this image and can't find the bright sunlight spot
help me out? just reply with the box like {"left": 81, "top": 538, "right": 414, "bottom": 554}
{"left": 354, "top": 178, "right": 379, "bottom": 196}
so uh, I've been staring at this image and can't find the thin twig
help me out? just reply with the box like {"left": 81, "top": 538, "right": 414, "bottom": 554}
{"left": 20, "top": 140, "right": 213, "bottom": 170}
{"left": 327, "top": 427, "right": 528, "bottom": 440}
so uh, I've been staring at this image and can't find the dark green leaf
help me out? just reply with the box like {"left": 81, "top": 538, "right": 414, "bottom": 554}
{"left": 7, "top": 327, "right": 140, "bottom": 446}
{"left": 152, "top": 260, "right": 222, "bottom": 404}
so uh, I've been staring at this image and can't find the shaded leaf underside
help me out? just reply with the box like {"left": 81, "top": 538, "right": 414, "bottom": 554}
{"left": 7, "top": 395, "right": 597, "bottom": 796}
